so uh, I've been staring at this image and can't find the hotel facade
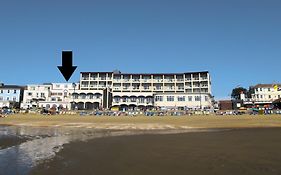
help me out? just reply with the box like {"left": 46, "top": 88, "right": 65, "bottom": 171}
{"left": 243, "top": 84, "right": 281, "bottom": 107}
{"left": 73, "top": 70, "right": 213, "bottom": 110}
{"left": 21, "top": 83, "right": 77, "bottom": 109}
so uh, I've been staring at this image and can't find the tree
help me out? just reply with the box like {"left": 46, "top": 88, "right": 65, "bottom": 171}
{"left": 247, "top": 86, "right": 255, "bottom": 98}
{"left": 231, "top": 87, "right": 247, "bottom": 100}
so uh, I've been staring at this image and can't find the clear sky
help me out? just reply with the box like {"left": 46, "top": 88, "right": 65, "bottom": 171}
{"left": 0, "top": 0, "right": 280, "bottom": 99}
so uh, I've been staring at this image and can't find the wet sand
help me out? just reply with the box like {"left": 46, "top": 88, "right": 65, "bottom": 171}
{"left": 0, "top": 135, "right": 30, "bottom": 150}
{"left": 31, "top": 128, "right": 281, "bottom": 175}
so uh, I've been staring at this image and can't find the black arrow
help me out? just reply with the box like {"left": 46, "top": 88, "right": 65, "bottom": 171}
{"left": 57, "top": 51, "right": 77, "bottom": 81}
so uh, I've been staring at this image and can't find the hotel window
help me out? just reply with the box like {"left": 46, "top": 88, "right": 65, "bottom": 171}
{"left": 14, "top": 90, "right": 17, "bottom": 93}
{"left": 268, "top": 95, "right": 271, "bottom": 98}
{"left": 278, "top": 95, "right": 280, "bottom": 98}
{"left": 188, "top": 96, "right": 192, "bottom": 101}
{"left": 260, "top": 88, "right": 262, "bottom": 91}
{"left": 260, "top": 95, "right": 263, "bottom": 99}
{"left": 268, "top": 88, "right": 271, "bottom": 92}
{"left": 28, "top": 92, "right": 32, "bottom": 96}
{"left": 156, "top": 85, "right": 162, "bottom": 90}
{"left": 178, "top": 96, "right": 185, "bottom": 101}
{"left": 195, "top": 96, "right": 201, "bottom": 101}
{"left": 139, "top": 97, "right": 145, "bottom": 103}
{"left": 155, "top": 96, "right": 163, "bottom": 102}
{"left": 0, "top": 96, "right": 3, "bottom": 101}
{"left": 7, "top": 97, "right": 10, "bottom": 101}
{"left": 7, "top": 90, "right": 10, "bottom": 93}
{"left": 131, "top": 97, "right": 137, "bottom": 102}
{"left": 13, "top": 97, "right": 16, "bottom": 101}
{"left": 114, "top": 97, "right": 120, "bottom": 103}
{"left": 81, "top": 94, "right": 86, "bottom": 99}
{"left": 0, "top": 90, "right": 3, "bottom": 93}
{"left": 167, "top": 96, "right": 174, "bottom": 101}
{"left": 205, "top": 96, "right": 208, "bottom": 101}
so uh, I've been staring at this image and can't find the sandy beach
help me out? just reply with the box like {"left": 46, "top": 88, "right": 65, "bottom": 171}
{"left": 30, "top": 127, "right": 281, "bottom": 175}
{"left": 2, "top": 114, "right": 281, "bottom": 175}
{"left": 1, "top": 114, "right": 281, "bottom": 129}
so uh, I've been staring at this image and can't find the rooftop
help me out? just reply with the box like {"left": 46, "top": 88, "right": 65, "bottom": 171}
{"left": 80, "top": 70, "right": 209, "bottom": 75}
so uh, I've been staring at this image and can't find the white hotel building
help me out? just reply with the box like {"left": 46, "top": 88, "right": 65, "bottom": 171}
{"left": 75, "top": 70, "right": 213, "bottom": 110}
{"left": 21, "top": 83, "right": 77, "bottom": 109}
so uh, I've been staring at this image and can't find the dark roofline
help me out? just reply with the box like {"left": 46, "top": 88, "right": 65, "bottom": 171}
{"left": 80, "top": 71, "right": 209, "bottom": 75}
{"left": 253, "top": 84, "right": 281, "bottom": 88}
{"left": 0, "top": 85, "right": 24, "bottom": 89}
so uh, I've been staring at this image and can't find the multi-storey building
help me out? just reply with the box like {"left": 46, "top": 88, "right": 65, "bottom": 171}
{"left": 78, "top": 70, "right": 213, "bottom": 110}
{"left": 0, "top": 83, "right": 23, "bottom": 108}
{"left": 21, "top": 83, "right": 77, "bottom": 109}
{"left": 243, "top": 84, "right": 281, "bottom": 107}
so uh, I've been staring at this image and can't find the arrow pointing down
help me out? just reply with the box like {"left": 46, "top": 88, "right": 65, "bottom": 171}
{"left": 57, "top": 51, "right": 77, "bottom": 81}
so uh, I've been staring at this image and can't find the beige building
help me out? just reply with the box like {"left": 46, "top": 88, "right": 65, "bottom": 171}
{"left": 78, "top": 70, "right": 213, "bottom": 110}
{"left": 21, "top": 83, "right": 77, "bottom": 109}
{"left": 251, "top": 84, "right": 281, "bottom": 104}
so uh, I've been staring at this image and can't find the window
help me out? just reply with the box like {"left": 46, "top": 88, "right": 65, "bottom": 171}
{"left": 7, "top": 97, "right": 10, "bottom": 101}
{"left": 205, "top": 96, "right": 208, "bottom": 101}
{"left": 131, "top": 97, "right": 137, "bottom": 102}
{"left": 260, "top": 88, "right": 262, "bottom": 91}
{"left": 14, "top": 90, "right": 17, "bottom": 93}
{"left": 178, "top": 96, "right": 185, "bottom": 101}
{"left": 7, "top": 90, "right": 10, "bottom": 93}
{"left": 41, "top": 93, "right": 45, "bottom": 97}
{"left": 268, "top": 88, "right": 271, "bottom": 92}
{"left": 51, "top": 97, "right": 56, "bottom": 101}
{"left": 156, "top": 85, "right": 162, "bottom": 90}
{"left": 0, "top": 96, "right": 3, "bottom": 101}
{"left": 167, "top": 96, "right": 174, "bottom": 101}
{"left": 188, "top": 96, "right": 192, "bottom": 101}
{"left": 56, "top": 84, "right": 60, "bottom": 88}
{"left": 144, "top": 85, "right": 149, "bottom": 90}
{"left": 155, "top": 96, "right": 163, "bottom": 101}
{"left": 269, "top": 95, "right": 271, "bottom": 98}
{"left": 28, "top": 92, "right": 32, "bottom": 96}
{"left": 260, "top": 95, "right": 263, "bottom": 99}
{"left": 139, "top": 97, "right": 145, "bottom": 103}
{"left": 13, "top": 97, "right": 16, "bottom": 101}
{"left": 0, "top": 90, "right": 3, "bottom": 93}
{"left": 195, "top": 96, "right": 201, "bottom": 101}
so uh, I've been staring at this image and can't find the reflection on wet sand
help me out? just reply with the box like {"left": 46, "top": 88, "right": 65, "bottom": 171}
{"left": 0, "top": 126, "right": 207, "bottom": 175}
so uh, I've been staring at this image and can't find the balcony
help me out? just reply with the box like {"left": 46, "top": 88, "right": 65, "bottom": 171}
{"left": 164, "top": 79, "right": 175, "bottom": 83}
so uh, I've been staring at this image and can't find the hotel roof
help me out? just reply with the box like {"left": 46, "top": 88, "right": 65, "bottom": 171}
{"left": 80, "top": 71, "right": 209, "bottom": 75}
{"left": 254, "top": 84, "right": 281, "bottom": 88}
{"left": 0, "top": 84, "right": 24, "bottom": 89}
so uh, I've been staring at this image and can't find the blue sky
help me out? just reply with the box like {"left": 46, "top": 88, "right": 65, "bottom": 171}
{"left": 0, "top": 0, "right": 280, "bottom": 99}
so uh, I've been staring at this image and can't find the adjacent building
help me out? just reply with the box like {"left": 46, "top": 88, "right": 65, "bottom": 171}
{"left": 77, "top": 70, "right": 213, "bottom": 110}
{"left": 243, "top": 84, "right": 281, "bottom": 108}
{"left": 0, "top": 83, "right": 23, "bottom": 108}
{"left": 21, "top": 83, "right": 77, "bottom": 109}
